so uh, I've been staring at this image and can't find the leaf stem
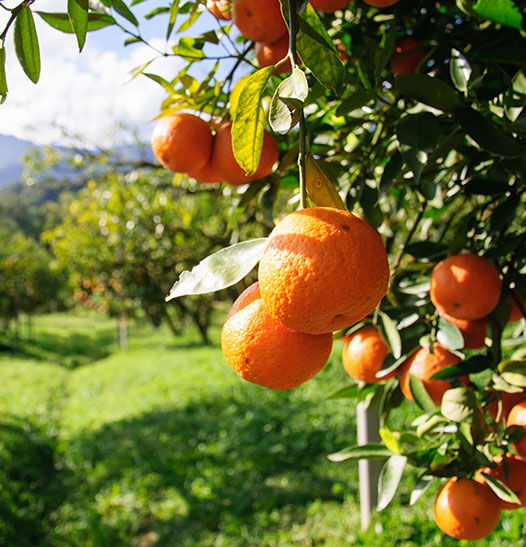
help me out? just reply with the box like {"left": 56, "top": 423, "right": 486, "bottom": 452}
{"left": 286, "top": 0, "right": 307, "bottom": 209}
{"left": 0, "top": 0, "right": 33, "bottom": 43}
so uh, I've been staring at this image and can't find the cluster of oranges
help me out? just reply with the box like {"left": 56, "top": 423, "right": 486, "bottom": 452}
{"left": 340, "top": 251, "right": 526, "bottom": 539}
{"left": 151, "top": 114, "right": 279, "bottom": 186}
{"left": 151, "top": 0, "right": 426, "bottom": 186}
{"left": 208, "top": 0, "right": 419, "bottom": 74}
{"left": 221, "top": 207, "right": 389, "bottom": 390}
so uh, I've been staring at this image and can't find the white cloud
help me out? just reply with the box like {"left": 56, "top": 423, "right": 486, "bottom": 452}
{"left": 0, "top": 2, "right": 182, "bottom": 146}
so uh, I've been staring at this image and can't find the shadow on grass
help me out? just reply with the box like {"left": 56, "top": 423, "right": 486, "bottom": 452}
{"left": 0, "top": 416, "right": 67, "bottom": 546}
{"left": 58, "top": 390, "right": 350, "bottom": 546}
{"left": 0, "top": 327, "right": 116, "bottom": 368}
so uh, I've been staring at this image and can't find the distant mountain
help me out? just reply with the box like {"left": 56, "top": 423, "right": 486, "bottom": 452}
{"left": 0, "top": 134, "right": 38, "bottom": 187}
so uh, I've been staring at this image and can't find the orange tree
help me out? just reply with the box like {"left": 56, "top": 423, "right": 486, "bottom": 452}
{"left": 4, "top": 0, "right": 526, "bottom": 539}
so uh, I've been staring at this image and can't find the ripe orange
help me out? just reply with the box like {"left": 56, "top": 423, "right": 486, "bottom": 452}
{"left": 232, "top": 0, "right": 287, "bottom": 44}
{"left": 363, "top": 0, "right": 399, "bottom": 7}
{"left": 211, "top": 121, "right": 279, "bottom": 186}
{"left": 207, "top": 0, "right": 232, "bottom": 20}
{"left": 310, "top": 0, "right": 351, "bottom": 12}
{"left": 440, "top": 311, "right": 486, "bottom": 350}
{"left": 258, "top": 208, "right": 389, "bottom": 335}
{"left": 255, "top": 34, "right": 291, "bottom": 74}
{"left": 390, "top": 37, "right": 425, "bottom": 75}
{"left": 221, "top": 282, "right": 333, "bottom": 390}
{"left": 430, "top": 253, "right": 502, "bottom": 320}
{"left": 399, "top": 343, "right": 462, "bottom": 406}
{"left": 341, "top": 326, "right": 397, "bottom": 383}
{"left": 509, "top": 291, "right": 526, "bottom": 322}
{"left": 186, "top": 159, "right": 222, "bottom": 184}
{"left": 475, "top": 454, "right": 526, "bottom": 510}
{"left": 487, "top": 389, "right": 526, "bottom": 423}
{"left": 507, "top": 401, "right": 526, "bottom": 457}
{"left": 434, "top": 477, "right": 501, "bottom": 540}
{"left": 151, "top": 113, "right": 213, "bottom": 174}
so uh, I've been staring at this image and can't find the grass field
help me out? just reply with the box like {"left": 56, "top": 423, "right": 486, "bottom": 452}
{"left": 0, "top": 310, "right": 525, "bottom": 546}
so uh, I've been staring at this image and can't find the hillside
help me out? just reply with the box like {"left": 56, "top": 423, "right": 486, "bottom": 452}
{"left": 0, "top": 134, "right": 37, "bottom": 187}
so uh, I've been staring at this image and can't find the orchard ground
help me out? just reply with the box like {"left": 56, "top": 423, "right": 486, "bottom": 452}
{"left": 0, "top": 309, "right": 525, "bottom": 546}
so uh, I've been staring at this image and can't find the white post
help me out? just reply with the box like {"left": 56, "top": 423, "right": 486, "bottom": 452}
{"left": 119, "top": 318, "right": 128, "bottom": 351}
{"left": 357, "top": 400, "right": 382, "bottom": 531}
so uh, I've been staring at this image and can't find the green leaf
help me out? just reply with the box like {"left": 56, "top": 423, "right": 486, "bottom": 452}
{"left": 481, "top": 472, "right": 521, "bottom": 505}
{"left": 335, "top": 89, "right": 373, "bottom": 116}
{"left": 0, "top": 47, "right": 7, "bottom": 104}
{"left": 379, "top": 428, "right": 401, "bottom": 454}
{"left": 473, "top": 0, "right": 522, "bottom": 30}
{"left": 177, "top": 9, "right": 200, "bottom": 32}
{"left": 377, "top": 454, "right": 407, "bottom": 511}
{"left": 395, "top": 74, "right": 463, "bottom": 112}
{"left": 37, "top": 12, "right": 116, "bottom": 33}
{"left": 397, "top": 113, "right": 440, "bottom": 184}
{"left": 405, "top": 241, "right": 448, "bottom": 260}
{"left": 232, "top": 66, "right": 274, "bottom": 176}
{"left": 409, "top": 375, "right": 437, "bottom": 413}
{"left": 111, "top": 0, "right": 139, "bottom": 26}
{"left": 450, "top": 49, "right": 471, "bottom": 93}
{"left": 269, "top": 67, "right": 309, "bottom": 135}
{"left": 327, "top": 443, "right": 393, "bottom": 463}
{"left": 416, "top": 413, "right": 447, "bottom": 437}
{"left": 455, "top": 107, "right": 526, "bottom": 158}
{"left": 430, "top": 355, "right": 489, "bottom": 380}
{"left": 375, "top": 24, "right": 397, "bottom": 84}
{"left": 14, "top": 7, "right": 40, "bottom": 84}
{"left": 379, "top": 151, "right": 403, "bottom": 196}
{"left": 436, "top": 317, "right": 465, "bottom": 351}
{"left": 498, "top": 360, "right": 526, "bottom": 387}
{"left": 504, "top": 69, "right": 526, "bottom": 123}
{"left": 166, "top": 0, "right": 180, "bottom": 40}
{"left": 165, "top": 238, "right": 268, "bottom": 300}
{"left": 172, "top": 36, "right": 205, "bottom": 60}
{"left": 325, "top": 383, "right": 359, "bottom": 400}
{"left": 441, "top": 387, "right": 486, "bottom": 429}
{"left": 379, "top": 312, "right": 401, "bottom": 359}
{"left": 410, "top": 475, "right": 434, "bottom": 505}
{"left": 296, "top": 4, "right": 345, "bottom": 94}
{"left": 68, "top": 0, "right": 89, "bottom": 51}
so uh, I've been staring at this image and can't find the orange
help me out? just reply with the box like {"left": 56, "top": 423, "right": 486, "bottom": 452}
{"left": 186, "top": 159, "right": 222, "bottom": 184}
{"left": 310, "top": 0, "right": 351, "bottom": 12}
{"left": 151, "top": 113, "right": 213, "bottom": 174}
{"left": 207, "top": 0, "right": 232, "bottom": 20}
{"left": 221, "top": 282, "right": 333, "bottom": 390}
{"left": 399, "top": 343, "right": 462, "bottom": 406}
{"left": 430, "top": 253, "right": 502, "bottom": 320}
{"left": 363, "top": 0, "right": 399, "bottom": 6}
{"left": 509, "top": 291, "right": 526, "bottom": 322}
{"left": 475, "top": 454, "right": 526, "bottom": 510}
{"left": 255, "top": 34, "right": 291, "bottom": 74}
{"left": 434, "top": 477, "right": 501, "bottom": 540}
{"left": 211, "top": 121, "right": 279, "bottom": 186}
{"left": 258, "top": 207, "right": 389, "bottom": 335}
{"left": 439, "top": 311, "right": 486, "bottom": 350}
{"left": 341, "top": 326, "right": 397, "bottom": 383}
{"left": 232, "top": 0, "right": 287, "bottom": 44}
{"left": 390, "top": 37, "right": 425, "bottom": 75}
{"left": 487, "top": 389, "right": 526, "bottom": 423}
{"left": 507, "top": 401, "right": 526, "bottom": 457}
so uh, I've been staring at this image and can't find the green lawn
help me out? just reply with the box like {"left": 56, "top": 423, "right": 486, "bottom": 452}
{"left": 0, "top": 311, "right": 525, "bottom": 546}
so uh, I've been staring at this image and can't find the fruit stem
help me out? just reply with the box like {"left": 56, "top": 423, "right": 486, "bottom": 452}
{"left": 286, "top": 0, "right": 307, "bottom": 209}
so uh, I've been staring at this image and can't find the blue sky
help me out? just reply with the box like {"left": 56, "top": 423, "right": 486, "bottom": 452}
{"left": 0, "top": 1, "right": 234, "bottom": 146}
